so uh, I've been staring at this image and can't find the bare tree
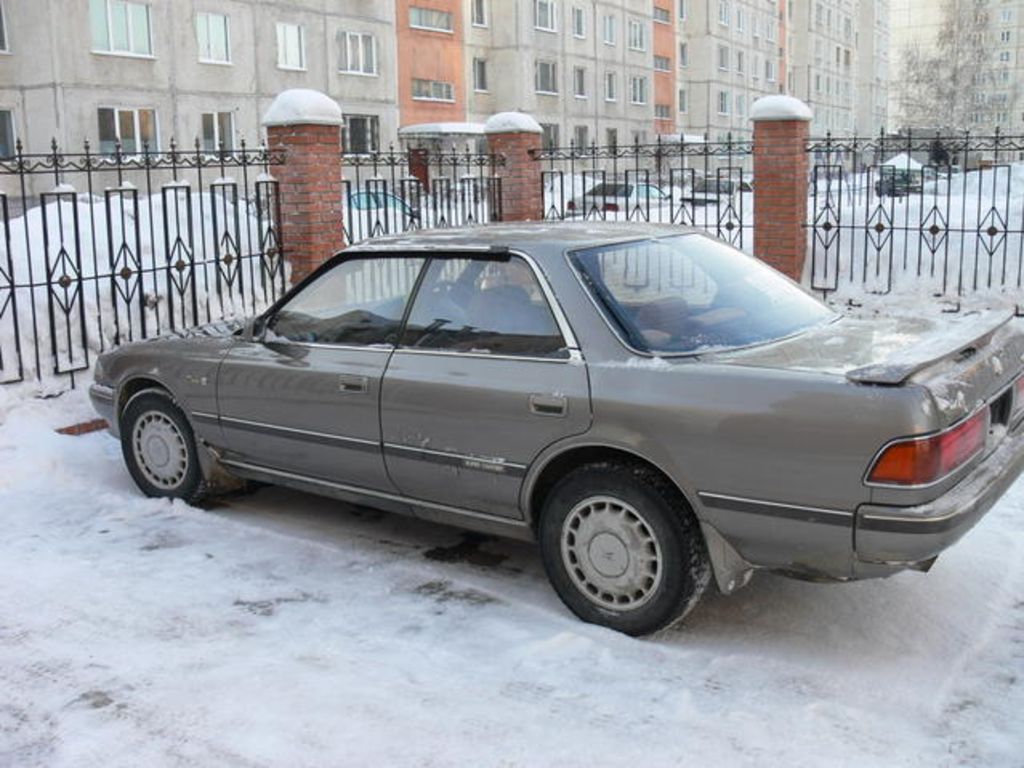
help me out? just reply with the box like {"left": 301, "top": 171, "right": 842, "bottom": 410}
{"left": 896, "top": 0, "right": 998, "bottom": 132}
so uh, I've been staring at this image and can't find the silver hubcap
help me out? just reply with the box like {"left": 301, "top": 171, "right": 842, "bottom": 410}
{"left": 132, "top": 410, "right": 189, "bottom": 489}
{"left": 561, "top": 495, "right": 662, "bottom": 610}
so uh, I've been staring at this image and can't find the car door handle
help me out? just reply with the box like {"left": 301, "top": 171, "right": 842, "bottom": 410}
{"left": 337, "top": 374, "right": 369, "bottom": 393}
{"left": 529, "top": 394, "right": 567, "bottom": 417}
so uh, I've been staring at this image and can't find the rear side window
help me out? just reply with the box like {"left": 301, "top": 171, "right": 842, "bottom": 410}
{"left": 269, "top": 257, "right": 425, "bottom": 345}
{"left": 401, "top": 257, "right": 568, "bottom": 358}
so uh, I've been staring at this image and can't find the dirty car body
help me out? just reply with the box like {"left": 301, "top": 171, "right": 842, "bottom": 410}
{"left": 90, "top": 223, "right": 1024, "bottom": 634}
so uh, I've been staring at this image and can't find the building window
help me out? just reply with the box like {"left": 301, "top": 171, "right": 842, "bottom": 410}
{"left": 678, "top": 88, "right": 687, "bottom": 113}
{"left": 654, "top": 55, "right": 670, "bottom": 72}
{"left": 718, "top": 44, "right": 729, "bottom": 71}
{"left": 573, "top": 125, "right": 588, "bottom": 147}
{"left": 412, "top": 78, "right": 455, "bottom": 101}
{"left": 535, "top": 60, "right": 558, "bottom": 93}
{"left": 196, "top": 12, "right": 230, "bottom": 63}
{"left": 338, "top": 31, "right": 376, "bottom": 75}
{"left": 653, "top": 6, "right": 670, "bottom": 24}
{"left": 765, "top": 58, "right": 775, "bottom": 82}
{"left": 679, "top": 0, "right": 686, "bottom": 20}
{"left": 602, "top": 15, "right": 616, "bottom": 44}
{"left": 535, "top": 0, "right": 557, "bottom": 31}
{"left": 1000, "top": 30, "right": 1012, "bottom": 44}
{"left": 717, "top": 90, "right": 730, "bottom": 115}
{"left": 1000, "top": 50, "right": 1011, "bottom": 63}
{"left": 679, "top": 42, "right": 688, "bottom": 67}
{"left": 629, "top": 75, "right": 648, "bottom": 105}
{"left": 201, "top": 111, "right": 234, "bottom": 152}
{"left": 472, "top": 0, "right": 487, "bottom": 27}
{"left": 572, "top": 6, "right": 585, "bottom": 37}
{"left": 606, "top": 127, "right": 617, "bottom": 147}
{"left": 1, "top": 1, "right": 10, "bottom": 52}
{"left": 573, "top": 66, "right": 587, "bottom": 98}
{"left": 540, "top": 123, "right": 559, "bottom": 149}
{"left": 276, "top": 23, "right": 305, "bottom": 70}
{"left": 410, "top": 7, "right": 453, "bottom": 32}
{"left": 604, "top": 71, "right": 617, "bottom": 101}
{"left": 90, "top": 0, "right": 153, "bottom": 56}
{"left": 654, "top": 103, "right": 670, "bottom": 119}
{"left": 735, "top": 50, "right": 744, "bottom": 74}
{"left": 344, "top": 115, "right": 379, "bottom": 154}
{"left": 736, "top": 7, "right": 744, "bottom": 30}
{"left": 736, "top": 94, "right": 745, "bottom": 116}
{"left": 0, "top": 110, "right": 14, "bottom": 158}
{"left": 473, "top": 57, "right": 488, "bottom": 91}
{"left": 627, "top": 18, "right": 646, "bottom": 51}
{"left": 718, "top": 0, "right": 729, "bottom": 26}
{"left": 97, "top": 107, "right": 157, "bottom": 154}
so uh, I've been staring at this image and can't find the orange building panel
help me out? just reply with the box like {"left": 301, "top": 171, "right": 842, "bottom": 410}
{"left": 396, "top": 0, "right": 466, "bottom": 127}
{"left": 653, "top": 3, "right": 676, "bottom": 135}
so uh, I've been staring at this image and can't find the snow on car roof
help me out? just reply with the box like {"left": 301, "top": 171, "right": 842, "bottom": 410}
{"left": 343, "top": 221, "right": 702, "bottom": 255}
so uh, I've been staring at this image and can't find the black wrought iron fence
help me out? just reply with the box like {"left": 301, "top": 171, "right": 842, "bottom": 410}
{"left": 0, "top": 138, "right": 285, "bottom": 388}
{"left": 531, "top": 135, "right": 754, "bottom": 250}
{"left": 807, "top": 130, "right": 1024, "bottom": 302}
{"left": 341, "top": 146, "right": 503, "bottom": 247}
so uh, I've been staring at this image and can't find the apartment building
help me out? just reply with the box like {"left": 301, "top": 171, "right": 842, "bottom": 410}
{"left": 676, "top": 0, "right": 785, "bottom": 142}
{"left": 855, "top": 0, "right": 888, "bottom": 136}
{"left": 889, "top": 0, "right": 1024, "bottom": 134}
{"left": 0, "top": 0, "right": 400, "bottom": 156}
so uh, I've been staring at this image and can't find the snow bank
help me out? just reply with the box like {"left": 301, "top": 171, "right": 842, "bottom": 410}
{"left": 484, "top": 112, "right": 543, "bottom": 135}
{"left": 262, "top": 89, "right": 343, "bottom": 127}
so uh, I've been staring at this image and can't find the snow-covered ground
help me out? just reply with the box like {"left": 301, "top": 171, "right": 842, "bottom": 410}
{"left": 2, "top": 393, "right": 1023, "bottom": 767}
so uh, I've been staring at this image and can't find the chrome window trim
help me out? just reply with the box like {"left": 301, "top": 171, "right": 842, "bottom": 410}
{"left": 384, "top": 441, "right": 527, "bottom": 472}
{"left": 221, "top": 457, "right": 529, "bottom": 527}
{"left": 392, "top": 347, "right": 580, "bottom": 364}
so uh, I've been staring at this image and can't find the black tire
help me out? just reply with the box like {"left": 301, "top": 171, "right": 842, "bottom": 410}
{"left": 538, "top": 461, "right": 710, "bottom": 636}
{"left": 120, "top": 390, "right": 206, "bottom": 503}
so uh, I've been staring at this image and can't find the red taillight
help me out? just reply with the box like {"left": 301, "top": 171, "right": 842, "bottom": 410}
{"left": 603, "top": 202, "right": 619, "bottom": 212}
{"left": 566, "top": 200, "right": 576, "bottom": 210}
{"left": 867, "top": 409, "right": 990, "bottom": 486}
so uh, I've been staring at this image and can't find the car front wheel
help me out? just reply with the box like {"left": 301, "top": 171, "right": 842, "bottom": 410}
{"left": 120, "top": 390, "right": 205, "bottom": 503}
{"left": 539, "top": 461, "right": 710, "bottom": 636}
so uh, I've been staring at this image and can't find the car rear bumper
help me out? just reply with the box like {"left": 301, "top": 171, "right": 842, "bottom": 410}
{"left": 89, "top": 383, "right": 118, "bottom": 436}
{"left": 854, "top": 417, "right": 1024, "bottom": 572}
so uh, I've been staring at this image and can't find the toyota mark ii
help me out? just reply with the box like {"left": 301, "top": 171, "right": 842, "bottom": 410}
{"left": 90, "top": 223, "right": 1024, "bottom": 635}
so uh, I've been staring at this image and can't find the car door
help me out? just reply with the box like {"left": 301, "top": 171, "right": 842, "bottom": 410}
{"left": 216, "top": 254, "right": 425, "bottom": 491}
{"left": 380, "top": 253, "right": 592, "bottom": 519}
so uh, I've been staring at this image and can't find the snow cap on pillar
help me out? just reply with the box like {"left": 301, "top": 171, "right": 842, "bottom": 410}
{"left": 750, "top": 95, "right": 813, "bottom": 122}
{"left": 262, "top": 89, "right": 343, "bottom": 127}
{"left": 484, "top": 111, "right": 543, "bottom": 134}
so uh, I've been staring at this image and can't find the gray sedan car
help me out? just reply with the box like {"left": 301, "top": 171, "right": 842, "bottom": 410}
{"left": 90, "top": 223, "right": 1024, "bottom": 635}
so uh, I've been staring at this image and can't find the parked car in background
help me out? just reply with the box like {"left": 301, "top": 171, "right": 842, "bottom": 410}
{"left": 90, "top": 222, "right": 1024, "bottom": 636}
{"left": 875, "top": 168, "right": 924, "bottom": 197}
{"left": 566, "top": 182, "right": 672, "bottom": 215}
{"left": 346, "top": 190, "right": 420, "bottom": 243}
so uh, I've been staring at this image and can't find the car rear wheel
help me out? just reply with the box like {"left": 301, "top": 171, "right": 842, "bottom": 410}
{"left": 120, "top": 391, "right": 206, "bottom": 503}
{"left": 539, "top": 461, "right": 710, "bottom": 636}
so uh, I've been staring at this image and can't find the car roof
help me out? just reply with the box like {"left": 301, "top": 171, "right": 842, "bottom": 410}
{"left": 343, "top": 221, "right": 702, "bottom": 258}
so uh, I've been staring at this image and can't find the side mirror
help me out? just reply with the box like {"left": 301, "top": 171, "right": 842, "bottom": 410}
{"left": 242, "top": 315, "right": 267, "bottom": 343}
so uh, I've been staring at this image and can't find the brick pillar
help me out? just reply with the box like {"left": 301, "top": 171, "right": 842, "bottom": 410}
{"left": 262, "top": 89, "right": 345, "bottom": 285}
{"left": 751, "top": 95, "right": 813, "bottom": 282}
{"left": 484, "top": 112, "right": 544, "bottom": 222}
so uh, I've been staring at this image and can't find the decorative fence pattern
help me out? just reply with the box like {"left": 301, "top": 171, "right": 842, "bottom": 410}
{"left": 807, "top": 130, "right": 1024, "bottom": 302}
{"left": 531, "top": 136, "right": 754, "bottom": 251}
{"left": 341, "top": 146, "right": 503, "bottom": 247}
{"left": 0, "top": 139, "right": 285, "bottom": 388}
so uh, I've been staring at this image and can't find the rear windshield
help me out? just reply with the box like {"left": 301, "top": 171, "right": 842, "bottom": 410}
{"left": 572, "top": 235, "right": 835, "bottom": 354}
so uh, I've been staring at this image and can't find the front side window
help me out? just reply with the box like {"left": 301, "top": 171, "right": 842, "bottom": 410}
{"left": 339, "top": 31, "right": 376, "bottom": 74}
{"left": 90, "top": 0, "right": 153, "bottom": 56}
{"left": 196, "top": 12, "right": 230, "bottom": 63}
{"left": 269, "top": 257, "right": 426, "bottom": 346}
{"left": 402, "top": 257, "right": 566, "bottom": 358}
{"left": 572, "top": 236, "right": 833, "bottom": 354}
{"left": 0, "top": 109, "right": 15, "bottom": 159}
{"left": 276, "top": 22, "right": 305, "bottom": 70}
{"left": 97, "top": 106, "right": 157, "bottom": 153}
